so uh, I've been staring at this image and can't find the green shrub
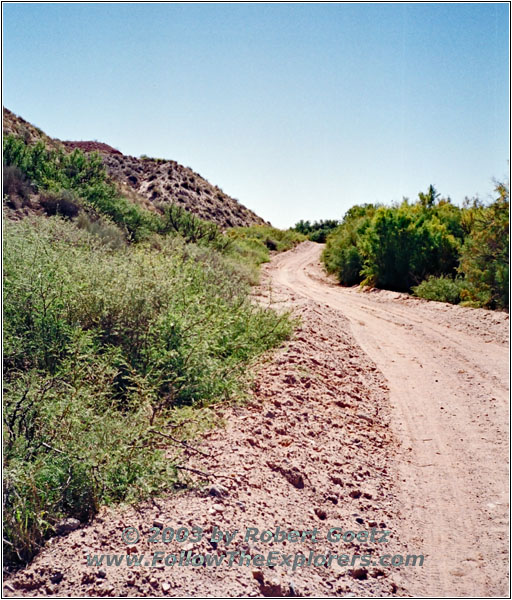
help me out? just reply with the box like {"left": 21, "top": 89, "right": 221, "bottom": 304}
{"left": 335, "top": 245, "right": 363, "bottom": 286}
{"left": 225, "top": 226, "right": 305, "bottom": 282}
{"left": 322, "top": 185, "right": 508, "bottom": 310}
{"left": 3, "top": 217, "right": 293, "bottom": 563}
{"left": 358, "top": 207, "right": 460, "bottom": 291}
{"left": 323, "top": 204, "right": 376, "bottom": 284}
{"left": 4, "top": 367, "right": 172, "bottom": 562}
{"left": 264, "top": 236, "right": 278, "bottom": 251}
{"left": 458, "top": 182, "right": 509, "bottom": 310}
{"left": 412, "top": 275, "right": 467, "bottom": 304}
{"left": 293, "top": 219, "right": 340, "bottom": 243}
{"left": 92, "top": 192, "right": 159, "bottom": 241}
{"left": 323, "top": 194, "right": 464, "bottom": 292}
{"left": 156, "top": 203, "right": 231, "bottom": 251}
{"left": 75, "top": 212, "right": 127, "bottom": 248}
{"left": 40, "top": 189, "right": 81, "bottom": 219}
{"left": 231, "top": 237, "right": 270, "bottom": 265}
{"left": 3, "top": 134, "right": 159, "bottom": 242}
{"left": 3, "top": 165, "right": 33, "bottom": 207}
{"left": 228, "top": 225, "right": 305, "bottom": 253}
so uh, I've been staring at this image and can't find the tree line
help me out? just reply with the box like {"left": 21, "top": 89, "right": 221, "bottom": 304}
{"left": 310, "top": 184, "right": 508, "bottom": 310}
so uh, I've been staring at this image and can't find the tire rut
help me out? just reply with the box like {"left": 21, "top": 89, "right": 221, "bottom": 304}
{"left": 270, "top": 242, "right": 509, "bottom": 597}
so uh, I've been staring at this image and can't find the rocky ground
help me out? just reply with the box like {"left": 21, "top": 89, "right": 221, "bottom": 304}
{"left": 3, "top": 252, "right": 409, "bottom": 597}
{"left": 100, "top": 152, "right": 266, "bottom": 229}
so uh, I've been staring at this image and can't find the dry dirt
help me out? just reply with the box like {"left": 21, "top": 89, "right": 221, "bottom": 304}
{"left": 3, "top": 242, "right": 509, "bottom": 598}
{"left": 272, "top": 242, "right": 510, "bottom": 598}
{"left": 100, "top": 153, "right": 267, "bottom": 229}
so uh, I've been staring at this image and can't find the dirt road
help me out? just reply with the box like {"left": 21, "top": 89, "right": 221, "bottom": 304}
{"left": 272, "top": 242, "right": 509, "bottom": 597}
{"left": 4, "top": 242, "right": 508, "bottom": 598}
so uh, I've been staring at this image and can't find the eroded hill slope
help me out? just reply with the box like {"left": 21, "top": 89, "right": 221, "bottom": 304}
{"left": 3, "top": 108, "right": 266, "bottom": 228}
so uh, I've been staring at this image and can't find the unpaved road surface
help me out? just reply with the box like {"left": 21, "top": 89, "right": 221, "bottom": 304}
{"left": 4, "top": 242, "right": 508, "bottom": 598}
{"left": 272, "top": 242, "right": 509, "bottom": 597}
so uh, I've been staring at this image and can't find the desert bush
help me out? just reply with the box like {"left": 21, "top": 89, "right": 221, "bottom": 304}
{"left": 225, "top": 226, "right": 305, "bottom": 281}
{"left": 358, "top": 206, "right": 460, "bottom": 291}
{"left": 3, "top": 134, "right": 159, "bottom": 242}
{"left": 293, "top": 219, "right": 340, "bottom": 243}
{"left": 323, "top": 193, "right": 463, "bottom": 292}
{"left": 332, "top": 245, "right": 363, "bottom": 286}
{"left": 322, "top": 185, "right": 508, "bottom": 310}
{"left": 412, "top": 275, "right": 467, "bottom": 304}
{"left": 228, "top": 225, "right": 305, "bottom": 253}
{"left": 4, "top": 367, "right": 172, "bottom": 562}
{"left": 225, "top": 237, "right": 272, "bottom": 284}
{"left": 75, "top": 212, "right": 127, "bottom": 248}
{"left": 231, "top": 236, "right": 270, "bottom": 264}
{"left": 323, "top": 204, "right": 376, "bottom": 284}
{"left": 93, "top": 192, "right": 159, "bottom": 241}
{"left": 3, "top": 217, "right": 293, "bottom": 562}
{"left": 264, "top": 237, "right": 278, "bottom": 250}
{"left": 156, "top": 203, "right": 231, "bottom": 251}
{"left": 4, "top": 217, "right": 292, "bottom": 403}
{"left": 3, "top": 165, "right": 33, "bottom": 208}
{"left": 40, "top": 189, "right": 81, "bottom": 218}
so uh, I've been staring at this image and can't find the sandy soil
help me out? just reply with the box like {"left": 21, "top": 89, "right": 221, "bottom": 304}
{"left": 272, "top": 242, "right": 510, "bottom": 597}
{"left": 4, "top": 242, "right": 509, "bottom": 598}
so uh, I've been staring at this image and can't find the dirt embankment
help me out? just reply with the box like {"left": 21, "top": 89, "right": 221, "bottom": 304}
{"left": 4, "top": 242, "right": 509, "bottom": 598}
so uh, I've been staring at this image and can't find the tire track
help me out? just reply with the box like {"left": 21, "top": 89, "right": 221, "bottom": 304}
{"left": 269, "top": 242, "right": 509, "bottom": 597}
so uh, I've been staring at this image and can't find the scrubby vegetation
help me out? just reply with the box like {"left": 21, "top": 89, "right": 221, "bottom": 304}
{"left": 458, "top": 182, "right": 509, "bottom": 309}
{"left": 412, "top": 275, "right": 467, "bottom": 305}
{"left": 4, "top": 133, "right": 158, "bottom": 241}
{"left": 229, "top": 225, "right": 306, "bottom": 253}
{"left": 3, "top": 133, "right": 240, "bottom": 250}
{"left": 3, "top": 218, "right": 293, "bottom": 563}
{"left": 292, "top": 219, "right": 340, "bottom": 243}
{"left": 3, "top": 134, "right": 296, "bottom": 564}
{"left": 157, "top": 203, "right": 231, "bottom": 251}
{"left": 323, "top": 184, "right": 509, "bottom": 310}
{"left": 227, "top": 225, "right": 306, "bottom": 282}
{"left": 3, "top": 165, "right": 33, "bottom": 208}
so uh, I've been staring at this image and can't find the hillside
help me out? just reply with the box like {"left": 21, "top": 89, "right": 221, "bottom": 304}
{"left": 3, "top": 108, "right": 266, "bottom": 228}
{"left": 3, "top": 110, "right": 304, "bottom": 570}
{"left": 100, "top": 152, "right": 265, "bottom": 228}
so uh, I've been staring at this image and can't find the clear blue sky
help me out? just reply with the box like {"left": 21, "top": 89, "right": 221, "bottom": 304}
{"left": 3, "top": 3, "right": 509, "bottom": 227}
